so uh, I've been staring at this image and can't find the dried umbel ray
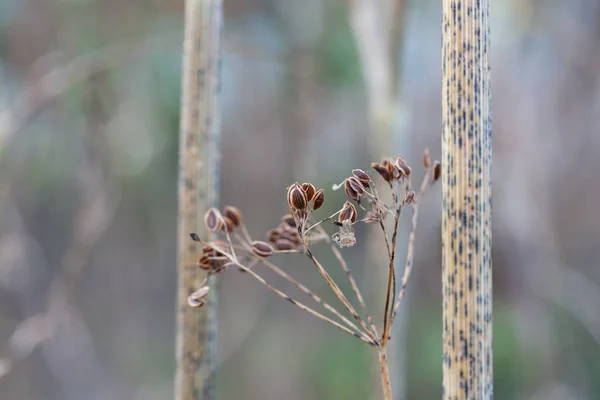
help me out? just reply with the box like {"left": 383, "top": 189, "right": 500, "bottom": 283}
{"left": 188, "top": 150, "right": 440, "bottom": 400}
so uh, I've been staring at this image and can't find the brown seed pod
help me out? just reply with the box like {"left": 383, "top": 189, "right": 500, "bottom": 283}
{"left": 198, "top": 255, "right": 212, "bottom": 270}
{"left": 381, "top": 158, "right": 394, "bottom": 176}
{"left": 204, "top": 208, "right": 222, "bottom": 232}
{"left": 251, "top": 241, "right": 274, "bottom": 258}
{"left": 394, "top": 156, "right": 411, "bottom": 177}
{"left": 371, "top": 162, "right": 391, "bottom": 182}
{"left": 352, "top": 169, "right": 371, "bottom": 187}
{"left": 274, "top": 238, "right": 295, "bottom": 251}
{"left": 422, "top": 148, "right": 431, "bottom": 168}
{"left": 433, "top": 161, "right": 441, "bottom": 182}
{"left": 223, "top": 206, "right": 242, "bottom": 227}
{"left": 339, "top": 201, "right": 357, "bottom": 223}
{"left": 287, "top": 183, "right": 308, "bottom": 210}
{"left": 404, "top": 190, "right": 416, "bottom": 205}
{"left": 301, "top": 183, "right": 316, "bottom": 201}
{"left": 223, "top": 217, "right": 235, "bottom": 233}
{"left": 312, "top": 189, "right": 325, "bottom": 210}
{"left": 347, "top": 177, "right": 364, "bottom": 196}
{"left": 281, "top": 214, "right": 296, "bottom": 228}
{"left": 344, "top": 178, "right": 361, "bottom": 202}
{"left": 266, "top": 229, "right": 280, "bottom": 243}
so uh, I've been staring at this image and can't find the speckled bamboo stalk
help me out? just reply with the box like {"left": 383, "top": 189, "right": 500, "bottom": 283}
{"left": 175, "top": 1, "right": 222, "bottom": 399}
{"left": 441, "top": 1, "right": 492, "bottom": 399}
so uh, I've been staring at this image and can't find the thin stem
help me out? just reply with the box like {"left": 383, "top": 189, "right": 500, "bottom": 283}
{"left": 317, "top": 225, "right": 379, "bottom": 337}
{"left": 381, "top": 206, "right": 400, "bottom": 345}
{"left": 390, "top": 173, "right": 431, "bottom": 323}
{"left": 233, "top": 233, "right": 373, "bottom": 341}
{"left": 201, "top": 240, "right": 378, "bottom": 346}
{"left": 378, "top": 348, "right": 393, "bottom": 400}
{"left": 258, "top": 258, "right": 374, "bottom": 343}
{"left": 304, "top": 245, "right": 379, "bottom": 344}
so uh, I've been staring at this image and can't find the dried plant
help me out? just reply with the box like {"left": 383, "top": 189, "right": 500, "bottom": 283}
{"left": 188, "top": 151, "right": 440, "bottom": 400}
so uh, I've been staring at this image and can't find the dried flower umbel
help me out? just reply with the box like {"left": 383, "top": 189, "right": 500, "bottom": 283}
{"left": 188, "top": 150, "right": 440, "bottom": 399}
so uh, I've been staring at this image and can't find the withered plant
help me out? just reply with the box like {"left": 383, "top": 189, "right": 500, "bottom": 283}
{"left": 188, "top": 151, "right": 441, "bottom": 400}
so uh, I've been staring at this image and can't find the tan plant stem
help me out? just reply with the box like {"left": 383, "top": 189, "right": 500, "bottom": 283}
{"left": 232, "top": 233, "right": 371, "bottom": 339}
{"left": 304, "top": 245, "right": 379, "bottom": 344}
{"left": 175, "top": 0, "right": 222, "bottom": 399}
{"left": 378, "top": 348, "right": 393, "bottom": 400}
{"left": 316, "top": 225, "right": 379, "bottom": 337}
{"left": 200, "top": 241, "right": 378, "bottom": 346}
{"left": 442, "top": 0, "right": 493, "bottom": 398}
{"left": 258, "top": 259, "right": 372, "bottom": 342}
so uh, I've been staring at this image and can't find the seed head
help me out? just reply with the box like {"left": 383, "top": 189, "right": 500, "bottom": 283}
{"left": 251, "top": 241, "right": 274, "bottom": 258}
{"left": 394, "top": 156, "right": 411, "bottom": 177}
{"left": 301, "top": 183, "right": 316, "bottom": 201}
{"left": 339, "top": 201, "right": 357, "bottom": 223}
{"left": 287, "top": 183, "right": 308, "bottom": 210}
{"left": 266, "top": 229, "right": 280, "bottom": 243}
{"left": 281, "top": 214, "right": 297, "bottom": 229}
{"left": 433, "top": 161, "right": 441, "bottom": 182}
{"left": 204, "top": 208, "right": 222, "bottom": 232}
{"left": 223, "top": 206, "right": 242, "bottom": 227}
{"left": 371, "top": 162, "right": 392, "bottom": 182}
{"left": 352, "top": 169, "right": 371, "bottom": 187}
{"left": 403, "top": 191, "right": 416, "bottom": 205}
{"left": 223, "top": 217, "right": 235, "bottom": 233}
{"left": 274, "top": 238, "right": 295, "bottom": 251}
{"left": 312, "top": 189, "right": 325, "bottom": 210}
{"left": 344, "top": 178, "right": 362, "bottom": 202}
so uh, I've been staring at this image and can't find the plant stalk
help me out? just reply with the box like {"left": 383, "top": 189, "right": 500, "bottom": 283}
{"left": 378, "top": 348, "right": 393, "bottom": 400}
{"left": 442, "top": 0, "right": 493, "bottom": 398}
{"left": 175, "top": 0, "right": 222, "bottom": 399}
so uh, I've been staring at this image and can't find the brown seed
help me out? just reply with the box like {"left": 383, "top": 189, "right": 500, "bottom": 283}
{"left": 394, "top": 156, "right": 411, "bottom": 177}
{"left": 223, "top": 206, "right": 242, "bottom": 227}
{"left": 404, "top": 191, "right": 416, "bottom": 205}
{"left": 433, "top": 161, "right": 441, "bottom": 182}
{"left": 371, "top": 162, "right": 391, "bottom": 182}
{"left": 422, "top": 148, "right": 431, "bottom": 168}
{"left": 301, "top": 183, "right": 316, "bottom": 201}
{"left": 344, "top": 178, "right": 361, "bottom": 202}
{"left": 312, "top": 189, "right": 325, "bottom": 210}
{"left": 251, "top": 241, "right": 274, "bottom": 258}
{"left": 281, "top": 214, "right": 296, "bottom": 228}
{"left": 348, "top": 177, "right": 364, "bottom": 195}
{"left": 223, "top": 217, "right": 235, "bottom": 232}
{"left": 204, "top": 208, "right": 222, "bottom": 232}
{"left": 287, "top": 183, "right": 308, "bottom": 210}
{"left": 274, "top": 238, "right": 295, "bottom": 251}
{"left": 266, "top": 229, "right": 280, "bottom": 243}
{"left": 339, "top": 201, "right": 357, "bottom": 223}
{"left": 352, "top": 169, "right": 371, "bottom": 187}
{"left": 381, "top": 158, "right": 394, "bottom": 176}
{"left": 198, "top": 255, "right": 212, "bottom": 270}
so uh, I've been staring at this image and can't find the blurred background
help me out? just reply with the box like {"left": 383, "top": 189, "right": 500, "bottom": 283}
{"left": 1, "top": 0, "right": 600, "bottom": 399}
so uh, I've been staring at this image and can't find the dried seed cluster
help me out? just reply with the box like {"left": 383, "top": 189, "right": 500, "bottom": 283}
{"left": 287, "top": 182, "right": 325, "bottom": 212}
{"left": 197, "top": 240, "right": 230, "bottom": 274}
{"left": 188, "top": 147, "right": 441, "bottom": 368}
{"left": 266, "top": 214, "right": 302, "bottom": 251}
{"left": 204, "top": 206, "right": 243, "bottom": 233}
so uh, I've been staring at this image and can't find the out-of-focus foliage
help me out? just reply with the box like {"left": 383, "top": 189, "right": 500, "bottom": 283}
{"left": 1, "top": 0, "right": 600, "bottom": 399}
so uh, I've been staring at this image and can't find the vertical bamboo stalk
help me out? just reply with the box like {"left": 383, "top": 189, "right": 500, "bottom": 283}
{"left": 176, "top": 1, "right": 222, "bottom": 399}
{"left": 441, "top": 1, "right": 492, "bottom": 399}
